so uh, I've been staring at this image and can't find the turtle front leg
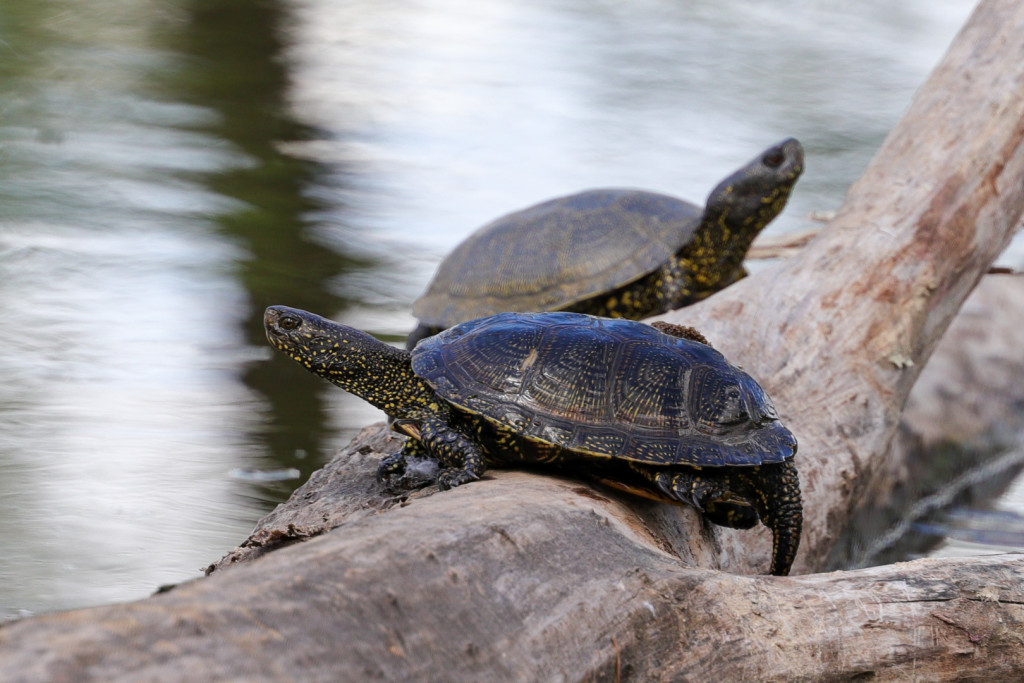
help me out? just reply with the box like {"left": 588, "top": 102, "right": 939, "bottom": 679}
{"left": 418, "top": 417, "right": 487, "bottom": 490}
{"left": 655, "top": 255, "right": 744, "bottom": 310}
{"left": 376, "top": 437, "right": 425, "bottom": 484}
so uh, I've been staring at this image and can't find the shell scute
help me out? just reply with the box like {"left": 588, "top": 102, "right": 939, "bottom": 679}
{"left": 412, "top": 190, "right": 701, "bottom": 325}
{"left": 411, "top": 311, "right": 794, "bottom": 467}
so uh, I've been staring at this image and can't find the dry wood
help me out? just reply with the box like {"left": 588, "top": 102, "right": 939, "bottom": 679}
{"left": 2, "top": 0, "right": 1024, "bottom": 680}
{"left": 747, "top": 227, "right": 821, "bottom": 259}
{"left": 1, "top": 478, "right": 1023, "bottom": 681}
{"left": 662, "top": 0, "right": 1024, "bottom": 575}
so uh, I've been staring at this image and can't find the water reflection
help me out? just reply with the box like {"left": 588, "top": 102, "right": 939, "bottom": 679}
{"left": 0, "top": 0, "right": 367, "bottom": 618}
{"left": 149, "top": 0, "right": 381, "bottom": 497}
{"left": 924, "top": 508, "right": 1024, "bottom": 551}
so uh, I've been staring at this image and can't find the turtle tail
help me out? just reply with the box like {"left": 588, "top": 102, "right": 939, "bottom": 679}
{"left": 755, "top": 460, "right": 803, "bottom": 576}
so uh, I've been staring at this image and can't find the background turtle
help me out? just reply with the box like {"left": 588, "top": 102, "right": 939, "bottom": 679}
{"left": 407, "top": 138, "right": 804, "bottom": 349}
{"left": 266, "top": 306, "right": 802, "bottom": 575}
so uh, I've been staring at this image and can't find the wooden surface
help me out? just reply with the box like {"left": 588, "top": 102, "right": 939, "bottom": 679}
{"left": 3, "top": 484, "right": 1023, "bottom": 681}
{"left": 657, "top": 0, "right": 1024, "bottom": 574}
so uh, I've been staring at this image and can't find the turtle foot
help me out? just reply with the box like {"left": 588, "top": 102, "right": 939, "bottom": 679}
{"left": 436, "top": 468, "right": 481, "bottom": 491}
{"left": 376, "top": 452, "right": 407, "bottom": 484}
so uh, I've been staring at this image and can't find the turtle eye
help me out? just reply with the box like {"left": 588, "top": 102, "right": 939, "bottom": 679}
{"left": 279, "top": 316, "right": 301, "bottom": 331}
{"left": 763, "top": 150, "right": 785, "bottom": 168}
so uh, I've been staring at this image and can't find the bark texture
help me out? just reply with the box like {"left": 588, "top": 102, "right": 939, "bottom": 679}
{"left": 2, "top": 0, "right": 1024, "bottom": 680}
{"left": 2, "top": 489, "right": 1023, "bottom": 682}
{"left": 653, "top": 0, "right": 1024, "bottom": 575}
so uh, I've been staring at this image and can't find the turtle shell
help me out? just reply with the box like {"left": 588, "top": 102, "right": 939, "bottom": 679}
{"left": 412, "top": 190, "right": 702, "bottom": 328}
{"left": 410, "top": 311, "right": 796, "bottom": 467}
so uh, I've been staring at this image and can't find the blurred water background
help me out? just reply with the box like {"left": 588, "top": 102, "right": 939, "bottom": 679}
{"left": 1, "top": 0, "right": 1020, "bottom": 619}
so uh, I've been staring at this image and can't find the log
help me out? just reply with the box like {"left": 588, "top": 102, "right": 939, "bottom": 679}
{"left": 747, "top": 228, "right": 821, "bottom": 259}
{"left": 2, "top": 0, "right": 1024, "bottom": 679}
{"left": 2, "top": 484, "right": 1023, "bottom": 681}
{"left": 829, "top": 273, "right": 1024, "bottom": 568}
{"left": 660, "top": 0, "right": 1024, "bottom": 575}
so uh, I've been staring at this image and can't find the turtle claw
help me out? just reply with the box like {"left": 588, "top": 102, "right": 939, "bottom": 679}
{"left": 436, "top": 468, "right": 480, "bottom": 491}
{"left": 376, "top": 453, "right": 407, "bottom": 484}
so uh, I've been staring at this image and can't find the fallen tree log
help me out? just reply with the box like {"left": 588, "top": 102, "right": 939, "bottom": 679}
{"left": 659, "top": 0, "right": 1024, "bottom": 575}
{"left": 829, "top": 273, "right": 1024, "bottom": 568}
{"left": 2, "top": 482, "right": 1023, "bottom": 681}
{"left": 1, "top": 0, "right": 1024, "bottom": 680}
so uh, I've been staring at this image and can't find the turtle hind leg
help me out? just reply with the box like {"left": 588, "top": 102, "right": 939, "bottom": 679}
{"left": 702, "top": 500, "right": 759, "bottom": 530}
{"left": 629, "top": 464, "right": 759, "bottom": 529}
{"left": 749, "top": 460, "right": 803, "bottom": 576}
{"left": 628, "top": 461, "right": 802, "bottom": 576}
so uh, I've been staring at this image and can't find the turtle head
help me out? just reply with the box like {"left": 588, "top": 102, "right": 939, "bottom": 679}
{"left": 265, "top": 306, "right": 380, "bottom": 377}
{"left": 704, "top": 138, "right": 804, "bottom": 236}
{"left": 265, "top": 306, "right": 431, "bottom": 418}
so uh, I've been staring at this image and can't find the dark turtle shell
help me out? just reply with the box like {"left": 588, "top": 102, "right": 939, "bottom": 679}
{"left": 412, "top": 190, "right": 702, "bottom": 327}
{"left": 410, "top": 311, "right": 795, "bottom": 467}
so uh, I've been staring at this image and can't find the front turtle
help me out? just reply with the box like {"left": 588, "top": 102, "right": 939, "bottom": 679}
{"left": 407, "top": 138, "right": 803, "bottom": 349}
{"left": 266, "top": 306, "right": 802, "bottom": 576}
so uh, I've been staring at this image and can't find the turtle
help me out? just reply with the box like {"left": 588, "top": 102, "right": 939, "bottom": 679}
{"left": 407, "top": 138, "right": 804, "bottom": 349}
{"left": 265, "top": 306, "right": 802, "bottom": 576}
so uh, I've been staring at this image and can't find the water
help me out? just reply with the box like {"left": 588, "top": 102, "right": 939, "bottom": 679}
{"left": 0, "top": 0, "right": 367, "bottom": 618}
{"left": 1, "top": 0, "right": 1012, "bottom": 619}
{"left": 924, "top": 448, "right": 1024, "bottom": 559}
